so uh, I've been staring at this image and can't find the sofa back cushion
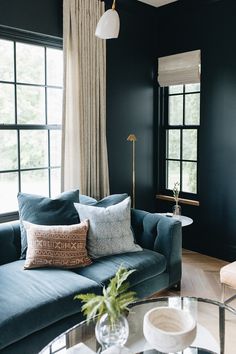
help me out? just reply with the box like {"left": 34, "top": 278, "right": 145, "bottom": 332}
{"left": 131, "top": 209, "right": 160, "bottom": 250}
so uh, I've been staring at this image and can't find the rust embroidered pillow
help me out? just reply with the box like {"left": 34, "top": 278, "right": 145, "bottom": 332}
{"left": 23, "top": 220, "right": 92, "bottom": 269}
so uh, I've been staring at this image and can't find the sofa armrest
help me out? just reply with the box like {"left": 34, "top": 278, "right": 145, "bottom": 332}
{"left": 0, "top": 221, "right": 21, "bottom": 265}
{"left": 131, "top": 209, "right": 182, "bottom": 287}
{"left": 155, "top": 216, "right": 182, "bottom": 286}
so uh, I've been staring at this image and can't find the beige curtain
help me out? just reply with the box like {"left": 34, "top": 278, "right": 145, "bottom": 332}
{"left": 62, "top": 0, "right": 110, "bottom": 199}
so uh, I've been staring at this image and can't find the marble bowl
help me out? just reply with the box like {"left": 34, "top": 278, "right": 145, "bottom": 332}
{"left": 143, "top": 307, "right": 197, "bottom": 353}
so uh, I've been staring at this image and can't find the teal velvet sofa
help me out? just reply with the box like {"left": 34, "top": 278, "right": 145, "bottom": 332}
{"left": 0, "top": 205, "right": 182, "bottom": 354}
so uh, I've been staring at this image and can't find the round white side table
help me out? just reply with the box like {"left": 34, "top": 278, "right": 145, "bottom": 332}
{"left": 158, "top": 213, "right": 193, "bottom": 227}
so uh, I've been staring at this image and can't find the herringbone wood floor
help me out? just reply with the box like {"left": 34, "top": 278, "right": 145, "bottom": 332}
{"left": 155, "top": 249, "right": 236, "bottom": 354}
{"left": 163, "top": 249, "right": 228, "bottom": 300}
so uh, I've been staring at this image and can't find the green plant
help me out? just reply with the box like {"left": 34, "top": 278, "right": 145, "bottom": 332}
{"left": 173, "top": 181, "right": 180, "bottom": 204}
{"left": 74, "top": 266, "right": 137, "bottom": 324}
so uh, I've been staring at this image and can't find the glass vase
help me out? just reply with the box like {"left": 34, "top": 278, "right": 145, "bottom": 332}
{"left": 95, "top": 313, "right": 129, "bottom": 350}
{"left": 173, "top": 203, "right": 181, "bottom": 216}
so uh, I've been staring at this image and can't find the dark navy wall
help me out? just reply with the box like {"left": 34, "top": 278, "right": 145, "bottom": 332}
{"left": 156, "top": 0, "right": 236, "bottom": 260}
{"left": 0, "top": 0, "right": 62, "bottom": 37}
{"left": 106, "top": 0, "right": 158, "bottom": 211}
{"left": 106, "top": 0, "right": 236, "bottom": 261}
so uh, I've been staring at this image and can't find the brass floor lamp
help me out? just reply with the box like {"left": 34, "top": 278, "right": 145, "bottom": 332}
{"left": 127, "top": 134, "right": 137, "bottom": 208}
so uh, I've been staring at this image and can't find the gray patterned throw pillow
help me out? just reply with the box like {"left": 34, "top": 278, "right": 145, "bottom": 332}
{"left": 74, "top": 197, "right": 142, "bottom": 258}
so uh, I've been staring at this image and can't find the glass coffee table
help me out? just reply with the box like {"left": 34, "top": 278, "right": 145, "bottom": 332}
{"left": 39, "top": 297, "right": 236, "bottom": 354}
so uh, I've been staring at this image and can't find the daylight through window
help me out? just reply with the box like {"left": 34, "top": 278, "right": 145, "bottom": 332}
{"left": 164, "top": 83, "right": 200, "bottom": 195}
{"left": 0, "top": 37, "right": 63, "bottom": 215}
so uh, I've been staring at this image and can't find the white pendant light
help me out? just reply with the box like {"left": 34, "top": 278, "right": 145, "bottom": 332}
{"left": 95, "top": 0, "right": 120, "bottom": 39}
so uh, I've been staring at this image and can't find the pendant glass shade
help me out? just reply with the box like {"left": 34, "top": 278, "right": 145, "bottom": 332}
{"left": 95, "top": 9, "right": 120, "bottom": 39}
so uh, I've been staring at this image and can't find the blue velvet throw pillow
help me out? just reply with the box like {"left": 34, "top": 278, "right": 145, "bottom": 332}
{"left": 18, "top": 190, "right": 80, "bottom": 259}
{"left": 80, "top": 193, "right": 128, "bottom": 207}
{"left": 94, "top": 194, "right": 128, "bottom": 207}
{"left": 79, "top": 194, "right": 98, "bottom": 205}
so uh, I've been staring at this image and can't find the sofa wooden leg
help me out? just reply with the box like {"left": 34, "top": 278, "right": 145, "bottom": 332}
{"left": 170, "top": 281, "right": 181, "bottom": 291}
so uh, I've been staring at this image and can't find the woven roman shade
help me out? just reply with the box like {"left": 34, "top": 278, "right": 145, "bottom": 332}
{"left": 158, "top": 50, "right": 201, "bottom": 87}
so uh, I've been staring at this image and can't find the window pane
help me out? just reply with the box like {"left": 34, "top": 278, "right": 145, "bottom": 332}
{"left": 50, "top": 130, "right": 61, "bottom": 167}
{"left": 47, "top": 88, "right": 62, "bottom": 124}
{"left": 0, "top": 172, "right": 18, "bottom": 213}
{"left": 50, "top": 168, "right": 61, "bottom": 197}
{"left": 183, "top": 129, "right": 197, "bottom": 161}
{"left": 167, "top": 129, "right": 180, "bottom": 159}
{"left": 169, "top": 96, "right": 183, "bottom": 125}
{"left": 21, "top": 169, "right": 49, "bottom": 196}
{"left": 185, "top": 83, "right": 200, "bottom": 93}
{"left": 16, "top": 43, "right": 45, "bottom": 85}
{"left": 185, "top": 93, "right": 200, "bottom": 125}
{"left": 20, "top": 130, "right": 48, "bottom": 168}
{"left": 0, "top": 83, "right": 15, "bottom": 123}
{"left": 169, "top": 85, "right": 183, "bottom": 94}
{"left": 182, "top": 162, "right": 197, "bottom": 193}
{"left": 0, "top": 130, "right": 18, "bottom": 170}
{"left": 0, "top": 39, "right": 14, "bottom": 81}
{"left": 167, "top": 160, "right": 180, "bottom": 190}
{"left": 47, "top": 48, "right": 63, "bottom": 87}
{"left": 0, "top": 41, "right": 63, "bottom": 216}
{"left": 17, "top": 85, "right": 45, "bottom": 124}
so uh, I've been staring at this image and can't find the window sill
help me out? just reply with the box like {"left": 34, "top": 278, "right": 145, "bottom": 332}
{"left": 156, "top": 194, "right": 199, "bottom": 206}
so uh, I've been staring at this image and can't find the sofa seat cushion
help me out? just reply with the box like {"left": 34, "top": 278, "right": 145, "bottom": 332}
{"left": 73, "top": 249, "right": 167, "bottom": 290}
{"left": 0, "top": 260, "right": 100, "bottom": 350}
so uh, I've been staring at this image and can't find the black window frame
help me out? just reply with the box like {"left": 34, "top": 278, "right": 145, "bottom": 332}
{"left": 158, "top": 84, "right": 200, "bottom": 201}
{"left": 0, "top": 25, "right": 63, "bottom": 223}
